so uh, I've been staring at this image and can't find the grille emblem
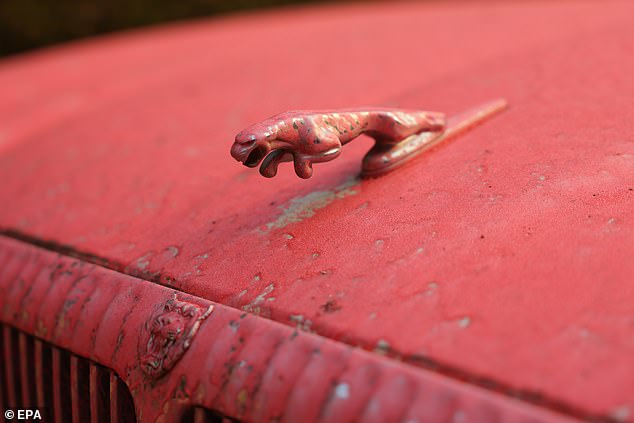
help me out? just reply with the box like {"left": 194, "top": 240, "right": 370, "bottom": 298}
{"left": 139, "top": 296, "right": 213, "bottom": 378}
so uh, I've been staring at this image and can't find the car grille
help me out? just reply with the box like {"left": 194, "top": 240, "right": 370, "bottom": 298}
{"left": 1, "top": 323, "right": 136, "bottom": 422}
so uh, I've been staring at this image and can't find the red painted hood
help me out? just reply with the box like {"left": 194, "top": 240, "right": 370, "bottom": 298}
{"left": 1, "top": 1, "right": 634, "bottom": 419}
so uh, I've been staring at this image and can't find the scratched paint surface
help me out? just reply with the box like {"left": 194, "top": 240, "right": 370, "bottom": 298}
{"left": 1, "top": 1, "right": 634, "bottom": 419}
{"left": 0, "top": 238, "right": 575, "bottom": 422}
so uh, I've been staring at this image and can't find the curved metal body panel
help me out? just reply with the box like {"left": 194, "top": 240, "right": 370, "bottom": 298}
{"left": 1, "top": 1, "right": 634, "bottom": 421}
{"left": 0, "top": 237, "right": 573, "bottom": 422}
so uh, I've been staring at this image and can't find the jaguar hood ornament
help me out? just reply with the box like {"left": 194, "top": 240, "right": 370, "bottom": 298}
{"left": 231, "top": 99, "right": 507, "bottom": 179}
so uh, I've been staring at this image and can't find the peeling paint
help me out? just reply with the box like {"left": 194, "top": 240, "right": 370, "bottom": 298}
{"left": 165, "top": 246, "right": 179, "bottom": 257}
{"left": 289, "top": 314, "right": 313, "bottom": 332}
{"left": 375, "top": 339, "right": 391, "bottom": 355}
{"left": 457, "top": 317, "right": 471, "bottom": 329}
{"left": 425, "top": 282, "right": 438, "bottom": 296}
{"left": 242, "top": 283, "right": 274, "bottom": 314}
{"left": 135, "top": 252, "right": 153, "bottom": 270}
{"left": 334, "top": 382, "right": 350, "bottom": 399}
{"left": 258, "top": 177, "right": 359, "bottom": 233}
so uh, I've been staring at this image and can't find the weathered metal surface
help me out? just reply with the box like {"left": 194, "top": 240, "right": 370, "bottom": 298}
{"left": 1, "top": 1, "right": 634, "bottom": 421}
{"left": 0, "top": 236, "right": 575, "bottom": 422}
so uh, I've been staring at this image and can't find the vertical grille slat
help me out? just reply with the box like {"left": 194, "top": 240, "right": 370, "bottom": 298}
{"left": 0, "top": 325, "right": 5, "bottom": 412}
{"left": 193, "top": 407, "right": 207, "bottom": 423}
{"left": 71, "top": 356, "right": 81, "bottom": 423}
{"left": 109, "top": 372, "right": 120, "bottom": 423}
{"left": 1, "top": 324, "right": 135, "bottom": 422}
{"left": 34, "top": 339, "right": 45, "bottom": 408}
{"left": 71, "top": 355, "right": 91, "bottom": 423}
{"left": 90, "top": 363, "right": 111, "bottom": 423}
{"left": 3, "top": 325, "right": 20, "bottom": 407}
{"left": 18, "top": 331, "right": 36, "bottom": 407}
{"left": 109, "top": 372, "right": 136, "bottom": 423}
{"left": 34, "top": 338, "right": 53, "bottom": 411}
{"left": 52, "top": 347, "right": 67, "bottom": 422}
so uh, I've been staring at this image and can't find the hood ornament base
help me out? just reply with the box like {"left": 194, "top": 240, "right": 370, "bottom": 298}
{"left": 362, "top": 99, "right": 508, "bottom": 177}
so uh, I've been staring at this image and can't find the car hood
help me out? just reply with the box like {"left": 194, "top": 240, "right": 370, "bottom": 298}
{"left": 1, "top": 1, "right": 634, "bottom": 418}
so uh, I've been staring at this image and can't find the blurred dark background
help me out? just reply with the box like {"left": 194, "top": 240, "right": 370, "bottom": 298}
{"left": 0, "top": 0, "right": 334, "bottom": 57}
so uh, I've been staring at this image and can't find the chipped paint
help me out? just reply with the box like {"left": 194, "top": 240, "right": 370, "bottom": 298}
{"left": 0, "top": 237, "right": 594, "bottom": 422}
{"left": 424, "top": 282, "right": 439, "bottom": 296}
{"left": 289, "top": 314, "right": 313, "bottom": 332}
{"left": 165, "top": 246, "right": 180, "bottom": 257}
{"left": 242, "top": 283, "right": 274, "bottom": 314}
{"left": 135, "top": 252, "right": 153, "bottom": 270}
{"left": 375, "top": 339, "right": 391, "bottom": 355}
{"left": 457, "top": 317, "right": 471, "bottom": 329}
{"left": 321, "top": 299, "right": 341, "bottom": 313}
{"left": 334, "top": 382, "right": 350, "bottom": 399}
{"left": 258, "top": 177, "right": 359, "bottom": 233}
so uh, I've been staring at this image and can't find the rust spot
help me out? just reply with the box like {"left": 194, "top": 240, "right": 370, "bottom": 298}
{"left": 320, "top": 299, "right": 342, "bottom": 314}
{"left": 236, "top": 388, "right": 248, "bottom": 414}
